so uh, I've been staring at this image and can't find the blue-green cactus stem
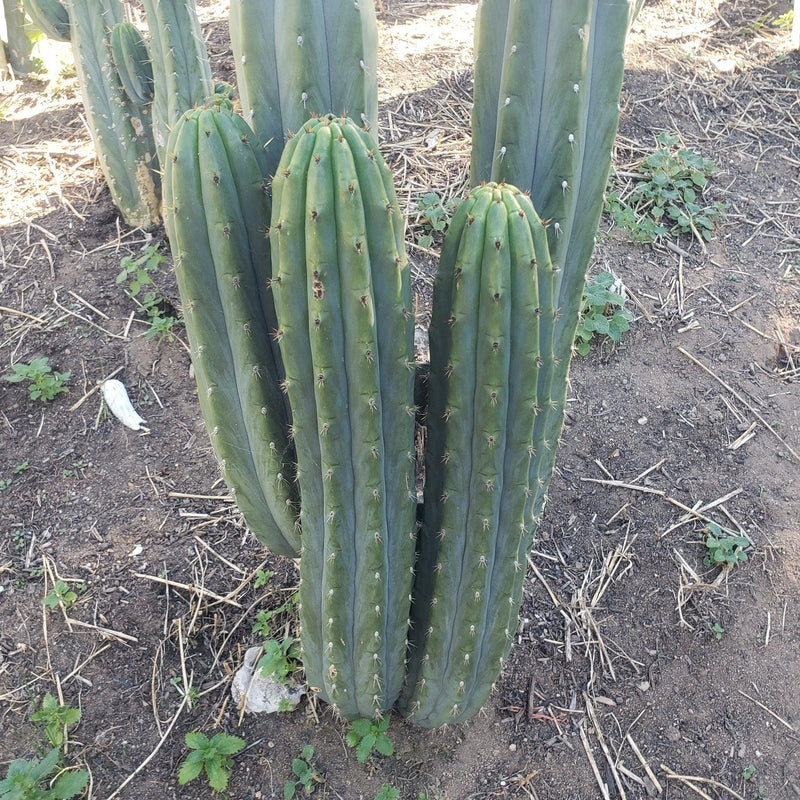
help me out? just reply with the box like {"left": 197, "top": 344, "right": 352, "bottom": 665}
{"left": 230, "top": 0, "right": 378, "bottom": 180}
{"left": 109, "top": 22, "right": 154, "bottom": 106}
{"left": 65, "top": 0, "right": 159, "bottom": 228}
{"left": 270, "top": 115, "right": 415, "bottom": 719}
{"left": 141, "top": 0, "right": 212, "bottom": 164}
{"left": 23, "top": 0, "right": 70, "bottom": 42}
{"left": 163, "top": 104, "right": 300, "bottom": 557}
{"left": 402, "top": 182, "right": 551, "bottom": 728}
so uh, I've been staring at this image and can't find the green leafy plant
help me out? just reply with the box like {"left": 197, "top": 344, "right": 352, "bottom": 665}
{"left": 251, "top": 593, "right": 296, "bottom": 638}
{"left": 30, "top": 694, "right": 81, "bottom": 748}
{"left": 0, "top": 747, "right": 88, "bottom": 800}
{"left": 346, "top": 715, "right": 394, "bottom": 764}
{"left": 412, "top": 192, "right": 456, "bottom": 248}
{"left": 253, "top": 568, "right": 275, "bottom": 589}
{"left": 574, "top": 270, "right": 634, "bottom": 355}
{"left": 177, "top": 731, "right": 247, "bottom": 793}
{"left": 742, "top": 765, "right": 756, "bottom": 781}
{"left": 42, "top": 580, "right": 83, "bottom": 611}
{"left": 257, "top": 638, "right": 301, "bottom": 684}
{"left": 605, "top": 132, "right": 727, "bottom": 245}
{"left": 710, "top": 622, "right": 725, "bottom": 641}
{"left": 283, "top": 745, "right": 324, "bottom": 799}
{"left": 4, "top": 358, "right": 70, "bottom": 402}
{"left": 116, "top": 245, "right": 177, "bottom": 340}
{"left": 703, "top": 523, "right": 750, "bottom": 567}
{"left": 375, "top": 786, "right": 400, "bottom": 800}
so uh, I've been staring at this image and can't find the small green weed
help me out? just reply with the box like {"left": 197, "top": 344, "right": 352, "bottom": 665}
{"left": 253, "top": 568, "right": 275, "bottom": 589}
{"left": 43, "top": 580, "right": 83, "bottom": 611}
{"left": 169, "top": 675, "right": 200, "bottom": 707}
{"left": 346, "top": 715, "right": 394, "bottom": 764}
{"left": 575, "top": 270, "right": 633, "bottom": 355}
{"left": 252, "top": 594, "right": 296, "bottom": 638}
{"left": 0, "top": 463, "right": 29, "bottom": 492}
{"left": 375, "top": 785, "right": 400, "bottom": 800}
{"left": 4, "top": 358, "right": 70, "bottom": 402}
{"left": 257, "top": 637, "right": 301, "bottom": 684}
{"left": 710, "top": 622, "right": 725, "bottom": 641}
{"left": 703, "top": 522, "right": 750, "bottom": 568}
{"left": 178, "top": 731, "right": 247, "bottom": 793}
{"left": 742, "top": 765, "right": 756, "bottom": 781}
{"left": 116, "top": 245, "right": 177, "bottom": 341}
{"left": 412, "top": 192, "right": 456, "bottom": 248}
{"left": 606, "top": 132, "right": 727, "bottom": 245}
{"left": 0, "top": 747, "right": 88, "bottom": 800}
{"left": 30, "top": 694, "right": 80, "bottom": 748}
{"left": 284, "top": 745, "right": 325, "bottom": 799}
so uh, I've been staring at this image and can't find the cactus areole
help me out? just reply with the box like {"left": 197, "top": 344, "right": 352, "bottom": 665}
{"left": 270, "top": 115, "right": 416, "bottom": 720}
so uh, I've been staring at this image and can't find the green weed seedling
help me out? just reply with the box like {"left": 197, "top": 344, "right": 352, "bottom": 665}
{"left": 30, "top": 694, "right": 81, "bottom": 748}
{"left": 575, "top": 270, "right": 633, "bottom": 356}
{"left": 43, "top": 580, "right": 83, "bottom": 611}
{"left": 4, "top": 358, "right": 70, "bottom": 402}
{"left": 346, "top": 715, "right": 394, "bottom": 764}
{"left": 703, "top": 522, "right": 750, "bottom": 568}
{"left": 178, "top": 731, "right": 247, "bottom": 793}
{"left": 710, "top": 622, "right": 725, "bottom": 641}
{"left": 284, "top": 745, "right": 324, "bottom": 799}
{"left": 412, "top": 192, "right": 456, "bottom": 248}
{"left": 605, "top": 132, "right": 727, "bottom": 246}
{"left": 0, "top": 747, "right": 88, "bottom": 800}
{"left": 375, "top": 786, "right": 400, "bottom": 800}
{"left": 116, "top": 245, "right": 177, "bottom": 341}
{"left": 256, "top": 637, "right": 301, "bottom": 684}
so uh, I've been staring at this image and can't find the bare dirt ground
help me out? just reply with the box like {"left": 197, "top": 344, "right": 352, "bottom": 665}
{"left": 1, "top": 1, "right": 799, "bottom": 798}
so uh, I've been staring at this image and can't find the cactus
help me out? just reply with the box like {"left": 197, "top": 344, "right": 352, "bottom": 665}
{"left": 230, "top": 0, "right": 378, "bottom": 179}
{"left": 470, "top": 0, "right": 634, "bottom": 526}
{"left": 23, "top": 0, "right": 69, "bottom": 41}
{"left": 401, "top": 182, "right": 554, "bottom": 728}
{"left": 269, "top": 115, "right": 416, "bottom": 719}
{"left": 141, "top": 0, "right": 213, "bottom": 164}
{"left": 2, "top": 0, "right": 34, "bottom": 74}
{"left": 163, "top": 102, "right": 301, "bottom": 558}
{"left": 65, "top": 0, "right": 159, "bottom": 228}
{"left": 109, "top": 22, "right": 153, "bottom": 106}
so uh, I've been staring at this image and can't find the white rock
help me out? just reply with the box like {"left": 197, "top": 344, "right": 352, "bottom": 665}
{"left": 231, "top": 646, "right": 305, "bottom": 714}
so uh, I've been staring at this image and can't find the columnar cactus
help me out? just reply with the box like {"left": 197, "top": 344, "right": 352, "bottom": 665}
{"left": 109, "top": 22, "right": 154, "bottom": 107}
{"left": 230, "top": 0, "right": 378, "bottom": 178}
{"left": 2, "top": 0, "right": 34, "bottom": 74}
{"left": 141, "top": 0, "right": 213, "bottom": 164}
{"left": 269, "top": 115, "right": 416, "bottom": 719}
{"left": 22, "top": 0, "right": 70, "bottom": 41}
{"left": 401, "top": 182, "right": 554, "bottom": 728}
{"left": 65, "top": 0, "right": 159, "bottom": 228}
{"left": 163, "top": 102, "right": 301, "bottom": 558}
{"left": 470, "top": 0, "right": 634, "bottom": 525}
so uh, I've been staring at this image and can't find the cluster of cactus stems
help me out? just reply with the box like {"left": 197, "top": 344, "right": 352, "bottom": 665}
{"left": 9, "top": 0, "right": 636, "bottom": 726}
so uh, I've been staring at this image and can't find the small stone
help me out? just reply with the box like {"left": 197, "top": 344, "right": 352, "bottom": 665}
{"left": 637, "top": 680, "right": 650, "bottom": 692}
{"left": 509, "top": 743, "right": 517, "bottom": 752}
{"left": 638, "top": 416, "right": 648, "bottom": 425}
{"left": 666, "top": 726, "right": 681, "bottom": 742}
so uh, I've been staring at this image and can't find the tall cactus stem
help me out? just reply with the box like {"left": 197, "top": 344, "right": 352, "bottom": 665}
{"left": 163, "top": 104, "right": 300, "bottom": 557}
{"left": 109, "top": 22, "right": 154, "bottom": 107}
{"left": 230, "top": 0, "right": 378, "bottom": 179}
{"left": 270, "top": 115, "right": 415, "bottom": 719}
{"left": 65, "top": 0, "right": 159, "bottom": 228}
{"left": 402, "top": 182, "right": 551, "bottom": 728}
{"left": 23, "top": 0, "right": 70, "bottom": 42}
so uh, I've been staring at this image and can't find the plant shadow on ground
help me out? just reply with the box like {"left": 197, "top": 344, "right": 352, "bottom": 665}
{"left": 1, "top": 1, "right": 799, "bottom": 799}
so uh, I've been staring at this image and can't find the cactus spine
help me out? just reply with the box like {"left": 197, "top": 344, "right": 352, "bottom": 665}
{"left": 141, "top": 0, "right": 213, "bottom": 164}
{"left": 270, "top": 115, "right": 415, "bottom": 719}
{"left": 230, "top": 0, "right": 378, "bottom": 179}
{"left": 163, "top": 103, "right": 301, "bottom": 558}
{"left": 401, "top": 182, "right": 553, "bottom": 727}
{"left": 65, "top": 0, "right": 159, "bottom": 228}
